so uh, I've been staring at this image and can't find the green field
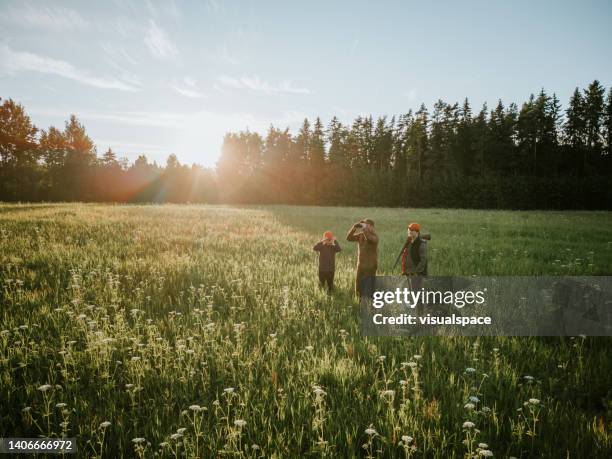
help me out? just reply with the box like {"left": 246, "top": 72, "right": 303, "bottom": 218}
{"left": 1, "top": 204, "right": 611, "bottom": 458}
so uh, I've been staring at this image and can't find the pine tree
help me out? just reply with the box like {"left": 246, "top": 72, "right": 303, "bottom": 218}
{"left": 584, "top": 80, "right": 605, "bottom": 153}
{"left": 410, "top": 104, "right": 429, "bottom": 181}
{"left": 456, "top": 98, "right": 474, "bottom": 176}
{"left": 61, "top": 115, "right": 96, "bottom": 200}
{"left": 310, "top": 117, "right": 325, "bottom": 168}
{"left": 604, "top": 87, "right": 612, "bottom": 157}
{"left": 564, "top": 87, "right": 587, "bottom": 174}
{"left": 473, "top": 103, "right": 488, "bottom": 176}
{"left": 295, "top": 118, "right": 311, "bottom": 163}
{"left": 327, "top": 116, "right": 345, "bottom": 165}
{"left": 372, "top": 116, "right": 393, "bottom": 170}
{"left": 102, "top": 148, "right": 119, "bottom": 168}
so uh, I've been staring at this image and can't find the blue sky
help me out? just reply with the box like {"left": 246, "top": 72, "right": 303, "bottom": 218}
{"left": 1, "top": 0, "right": 611, "bottom": 167}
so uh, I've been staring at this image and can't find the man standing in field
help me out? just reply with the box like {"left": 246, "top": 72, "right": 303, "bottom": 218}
{"left": 347, "top": 218, "right": 379, "bottom": 298}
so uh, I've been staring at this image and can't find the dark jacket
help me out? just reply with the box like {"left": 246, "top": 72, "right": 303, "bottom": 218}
{"left": 313, "top": 240, "right": 341, "bottom": 271}
{"left": 402, "top": 236, "right": 427, "bottom": 275}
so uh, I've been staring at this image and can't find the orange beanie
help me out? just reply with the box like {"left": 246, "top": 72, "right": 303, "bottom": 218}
{"left": 408, "top": 223, "right": 421, "bottom": 232}
{"left": 323, "top": 231, "right": 333, "bottom": 239}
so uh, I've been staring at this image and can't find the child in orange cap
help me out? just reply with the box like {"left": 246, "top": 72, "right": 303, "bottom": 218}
{"left": 313, "top": 231, "right": 341, "bottom": 294}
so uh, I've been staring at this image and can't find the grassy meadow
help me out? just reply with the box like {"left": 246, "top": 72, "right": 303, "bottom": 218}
{"left": 1, "top": 203, "right": 611, "bottom": 458}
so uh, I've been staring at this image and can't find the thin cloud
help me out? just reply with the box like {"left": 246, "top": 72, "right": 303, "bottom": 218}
{"left": 101, "top": 42, "right": 139, "bottom": 66}
{"left": 2, "top": 3, "right": 89, "bottom": 30}
{"left": 143, "top": 0, "right": 181, "bottom": 20}
{"left": 171, "top": 77, "right": 208, "bottom": 99}
{"left": 217, "top": 75, "right": 311, "bottom": 95}
{"left": 0, "top": 44, "right": 140, "bottom": 91}
{"left": 29, "top": 107, "right": 308, "bottom": 132}
{"left": 144, "top": 20, "right": 178, "bottom": 60}
{"left": 29, "top": 107, "right": 184, "bottom": 128}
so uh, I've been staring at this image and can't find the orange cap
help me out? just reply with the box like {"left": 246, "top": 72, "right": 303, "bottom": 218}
{"left": 323, "top": 231, "right": 333, "bottom": 239}
{"left": 408, "top": 223, "right": 421, "bottom": 232}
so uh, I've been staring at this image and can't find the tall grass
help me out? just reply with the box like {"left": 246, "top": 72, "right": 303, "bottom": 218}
{"left": 1, "top": 203, "right": 610, "bottom": 457}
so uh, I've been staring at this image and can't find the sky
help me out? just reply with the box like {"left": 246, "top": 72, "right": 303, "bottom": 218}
{"left": 1, "top": 0, "right": 611, "bottom": 167}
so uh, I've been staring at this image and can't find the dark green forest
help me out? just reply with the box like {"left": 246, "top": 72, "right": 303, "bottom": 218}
{"left": 2, "top": 80, "right": 612, "bottom": 209}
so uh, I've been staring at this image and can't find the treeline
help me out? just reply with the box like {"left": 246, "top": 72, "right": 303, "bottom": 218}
{"left": 218, "top": 80, "right": 612, "bottom": 209}
{"left": 0, "top": 99, "right": 216, "bottom": 203}
{"left": 1, "top": 80, "right": 612, "bottom": 209}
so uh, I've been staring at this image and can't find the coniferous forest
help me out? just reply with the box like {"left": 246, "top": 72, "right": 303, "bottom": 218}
{"left": 2, "top": 80, "right": 612, "bottom": 209}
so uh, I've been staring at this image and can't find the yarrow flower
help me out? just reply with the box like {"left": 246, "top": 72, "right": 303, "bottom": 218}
{"left": 38, "top": 384, "right": 52, "bottom": 392}
{"left": 478, "top": 443, "right": 489, "bottom": 449}
{"left": 401, "top": 435, "right": 413, "bottom": 444}
{"left": 100, "top": 421, "right": 111, "bottom": 428}
{"left": 528, "top": 398, "right": 540, "bottom": 405}
{"left": 462, "top": 421, "right": 476, "bottom": 429}
{"left": 234, "top": 419, "right": 247, "bottom": 428}
{"left": 464, "top": 403, "right": 475, "bottom": 410}
{"left": 189, "top": 404, "right": 202, "bottom": 412}
{"left": 465, "top": 368, "right": 476, "bottom": 374}
{"left": 479, "top": 450, "right": 494, "bottom": 457}
{"left": 312, "top": 386, "right": 326, "bottom": 397}
{"left": 132, "top": 438, "right": 145, "bottom": 444}
{"left": 365, "top": 427, "right": 378, "bottom": 436}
